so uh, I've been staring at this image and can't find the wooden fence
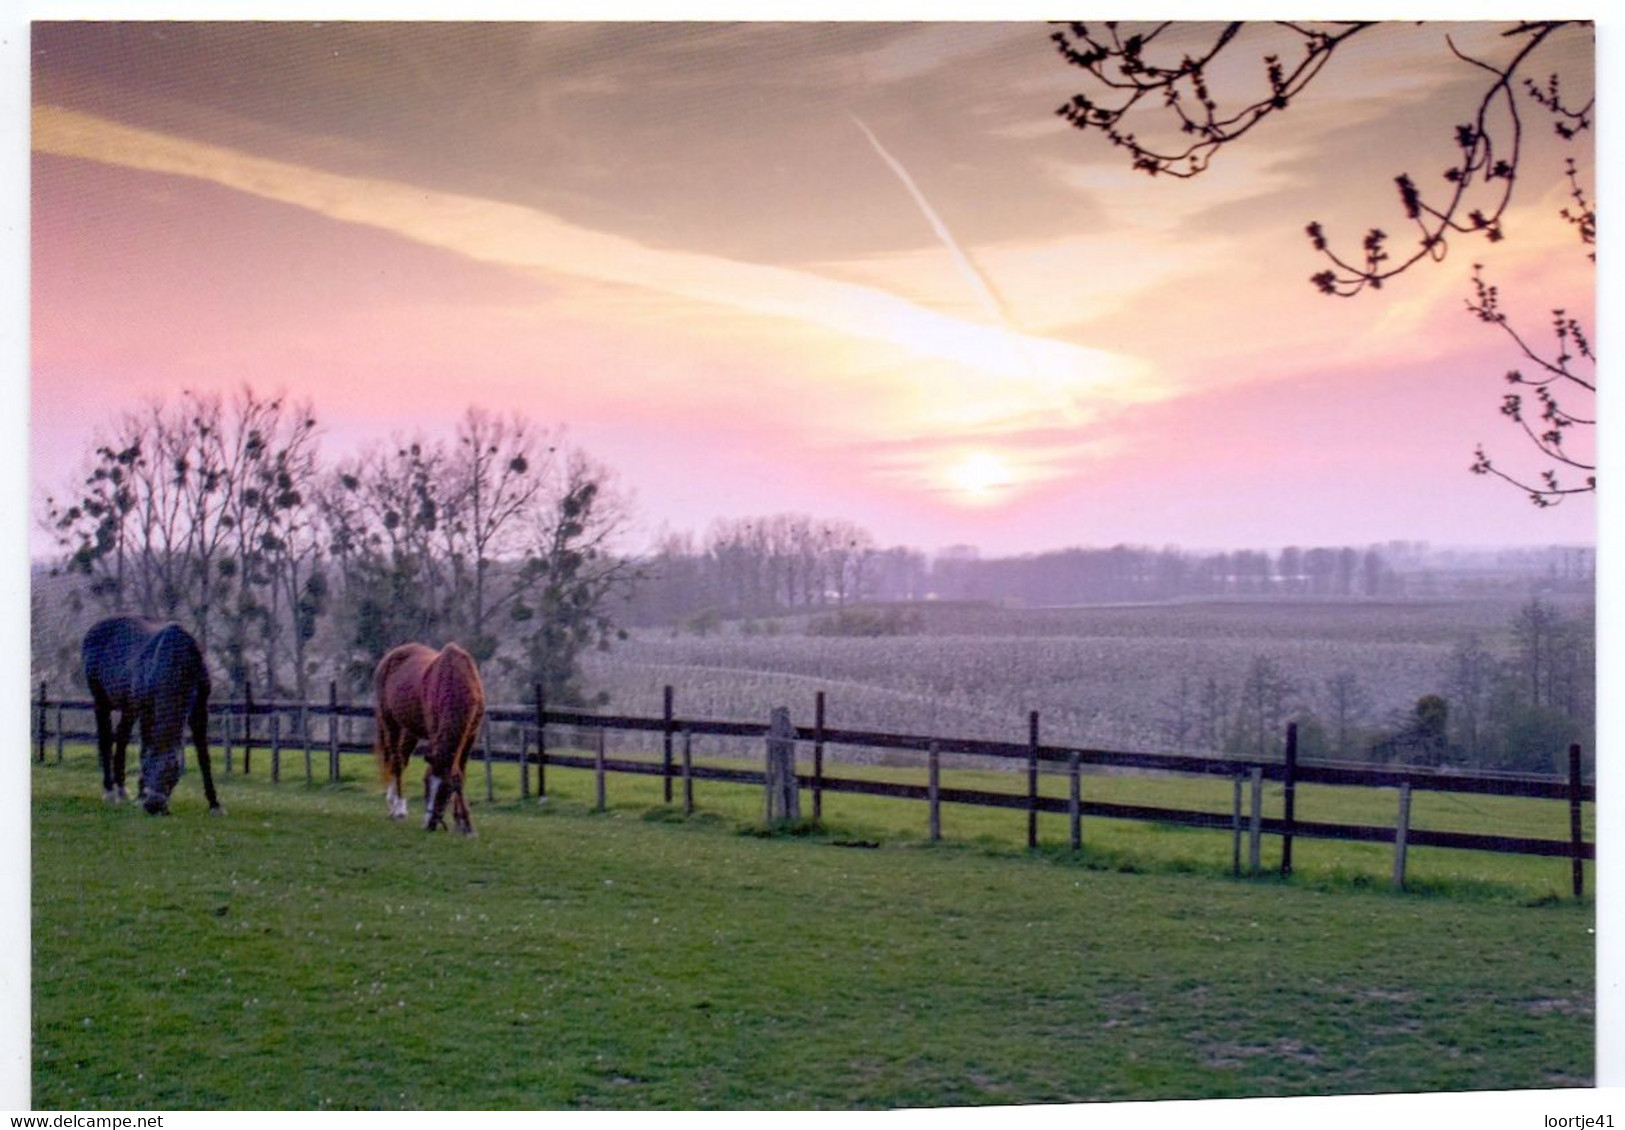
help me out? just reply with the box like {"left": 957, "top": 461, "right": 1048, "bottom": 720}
{"left": 32, "top": 681, "right": 1595, "bottom": 897}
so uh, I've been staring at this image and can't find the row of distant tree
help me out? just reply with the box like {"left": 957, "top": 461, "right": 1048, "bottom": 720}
{"left": 623, "top": 538, "right": 1397, "bottom": 624}
{"left": 1156, "top": 599, "right": 1593, "bottom": 774}
{"left": 621, "top": 533, "right": 1590, "bottom": 627}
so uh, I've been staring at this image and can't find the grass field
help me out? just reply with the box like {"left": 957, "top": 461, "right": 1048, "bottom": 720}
{"left": 32, "top": 748, "right": 1594, "bottom": 1109}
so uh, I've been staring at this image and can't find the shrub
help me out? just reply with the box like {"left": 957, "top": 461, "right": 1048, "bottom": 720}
{"left": 806, "top": 606, "right": 924, "bottom": 638}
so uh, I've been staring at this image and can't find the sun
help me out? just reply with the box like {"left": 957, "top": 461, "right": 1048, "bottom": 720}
{"left": 946, "top": 450, "right": 1015, "bottom": 502}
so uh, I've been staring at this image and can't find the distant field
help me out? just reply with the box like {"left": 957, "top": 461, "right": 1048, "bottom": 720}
{"left": 581, "top": 596, "right": 1582, "bottom": 754}
{"left": 33, "top": 756, "right": 1594, "bottom": 1108}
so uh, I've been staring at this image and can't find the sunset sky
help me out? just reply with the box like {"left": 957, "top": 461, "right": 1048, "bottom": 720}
{"left": 27, "top": 18, "right": 1598, "bottom": 557}
{"left": 6, "top": 10, "right": 1620, "bottom": 1106}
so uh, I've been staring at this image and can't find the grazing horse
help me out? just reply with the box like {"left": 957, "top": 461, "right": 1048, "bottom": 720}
{"left": 372, "top": 642, "right": 486, "bottom": 835}
{"left": 81, "top": 615, "right": 223, "bottom": 816}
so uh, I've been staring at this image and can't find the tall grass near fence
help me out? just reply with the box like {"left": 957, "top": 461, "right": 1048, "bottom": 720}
{"left": 31, "top": 760, "right": 1594, "bottom": 1108}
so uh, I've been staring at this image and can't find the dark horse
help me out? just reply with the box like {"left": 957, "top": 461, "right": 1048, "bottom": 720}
{"left": 81, "top": 616, "right": 223, "bottom": 816}
{"left": 373, "top": 642, "right": 486, "bottom": 834}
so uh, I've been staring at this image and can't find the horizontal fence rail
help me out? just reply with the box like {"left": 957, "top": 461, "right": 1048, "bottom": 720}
{"left": 32, "top": 680, "right": 1593, "bottom": 896}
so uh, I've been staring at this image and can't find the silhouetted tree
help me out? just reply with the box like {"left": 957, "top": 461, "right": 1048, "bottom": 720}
{"left": 513, "top": 450, "right": 639, "bottom": 705}
{"left": 1372, "top": 694, "right": 1451, "bottom": 766}
{"left": 324, "top": 438, "right": 449, "bottom": 683}
{"left": 1442, "top": 634, "right": 1500, "bottom": 758}
{"left": 1320, "top": 669, "right": 1373, "bottom": 759}
{"left": 1158, "top": 672, "right": 1196, "bottom": 752}
{"left": 1231, "top": 655, "right": 1295, "bottom": 758}
{"left": 46, "top": 386, "right": 324, "bottom": 695}
{"left": 230, "top": 393, "right": 322, "bottom": 698}
{"left": 1465, "top": 260, "right": 1594, "bottom": 505}
{"left": 1195, "top": 675, "right": 1234, "bottom": 755}
{"left": 316, "top": 418, "right": 636, "bottom": 702}
{"left": 1053, "top": 20, "right": 1594, "bottom": 503}
{"left": 444, "top": 408, "right": 552, "bottom": 661}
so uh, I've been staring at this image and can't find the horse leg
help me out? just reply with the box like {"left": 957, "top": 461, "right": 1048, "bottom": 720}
{"left": 112, "top": 711, "right": 136, "bottom": 804}
{"left": 451, "top": 738, "right": 475, "bottom": 837}
{"left": 451, "top": 780, "right": 473, "bottom": 836}
{"left": 191, "top": 693, "right": 223, "bottom": 814}
{"left": 425, "top": 715, "right": 479, "bottom": 835}
{"left": 396, "top": 736, "right": 422, "bottom": 820}
{"left": 386, "top": 763, "right": 405, "bottom": 820}
{"left": 422, "top": 744, "right": 458, "bottom": 833}
{"left": 382, "top": 721, "right": 409, "bottom": 820}
{"left": 91, "top": 691, "right": 118, "bottom": 802}
{"left": 422, "top": 760, "right": 446, "bottom": 832}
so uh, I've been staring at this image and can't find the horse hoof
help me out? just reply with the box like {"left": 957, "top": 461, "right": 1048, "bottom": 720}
{"left": 209, "top": 805, "right": 227, "bottom": 817}
{"left": 103, "top": 788, "right": 121, "bottom": 804}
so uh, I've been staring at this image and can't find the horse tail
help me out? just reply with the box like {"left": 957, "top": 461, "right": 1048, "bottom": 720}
{"left": 447, "top": 696, "right": 482, "bottom": 778}
{"left": 372, "top": 697, "right": 391, "bottom": 782}
{"left": 372, "top": 649, "right": 400, "bottom": 783}
{"left": 455, "top": 665, "right": 485, "bottom": 771}
{"left": 433, "top": 644, "right": 486, "bottom": 773}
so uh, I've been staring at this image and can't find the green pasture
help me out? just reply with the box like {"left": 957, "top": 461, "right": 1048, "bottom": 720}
{"left": 33, "top": 746, "right": 1593, "bottom": 1109}
{"left": 531, "top": 744, "right": 1592, "bottom": 900}
{"left": 40, "top": 726, "right": 1593, "bottom": 898}
{"left": 181, "top": 723, "right": 1589, "bottom": 899}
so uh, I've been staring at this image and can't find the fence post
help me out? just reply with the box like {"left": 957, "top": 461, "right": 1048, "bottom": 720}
{"left": 814, "top": 690, "right": 826, "bottom": 823}
{"left": 243, "top": 683, "right": 254, "bottom": 776}
{"left": 328, "top": 682, "right": 340, "bottom": 782}
{"left": 301, "top": 703, "right": 312, "bottom": 783}
{"left": 595, "top": 727, "right": 607, "bottom": 812}
{"left": 1069, "top": 751, "right": 1082, "bottom": 852}
{"left": 1569, "top": 743, "right": 1585, "bottom": 899}
{"left": 682, "top": 727, "right": 694, "bottom": 816}
{"left": 271, "top": 710, "right": 282, "bottom": 784}
{"left": 662, "top": 685, "right": 675, "bottom": 805}
{"left": 1027, "top": 711, "right": 1040, "bottom": 850}
{"left": 55, "top": 702, "right": 65, "bottom": 764}
{"left": 224, "top": 708, "right": 234, "bottom": 774}
{"left": 1280, "top": 722, "right": 1298, "bottom": 877}
{"left": 1392, "top": 782, "right": 1413, "bottom": 891}
{"left": 474, "top": 715, "right": 487, "bottom": 803}
{"left": 36, "top": 682, "right": 46, "bottom": 764}
{"left": 1231, "top": 774, "right": 1243, "bottom": 877}
{"left": 764, "top": 706, "right": 800, "bottom": 825}
{"left": 533, "top": 683, "right": 547, "bottom": 800}
{"left": 1248, "top": 767, "right": 1263, "bottom": 873}
{"left": 519, "top": 729, "right": 531, "bottom": 800}
{"left": 928, "top": 741, "right": 941, "bottom": 842}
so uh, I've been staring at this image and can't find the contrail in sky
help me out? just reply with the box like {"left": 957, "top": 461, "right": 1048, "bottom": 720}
{"left": 38, "top": 105, "right": 1142, "bottom": 407}
{"left": 850, "top": 114, "right": 1016, "bottom": 331}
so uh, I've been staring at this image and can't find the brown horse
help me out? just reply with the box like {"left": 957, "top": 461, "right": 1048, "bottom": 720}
{"left": 372, "top": 642, "right": 486, "bottom": 834}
